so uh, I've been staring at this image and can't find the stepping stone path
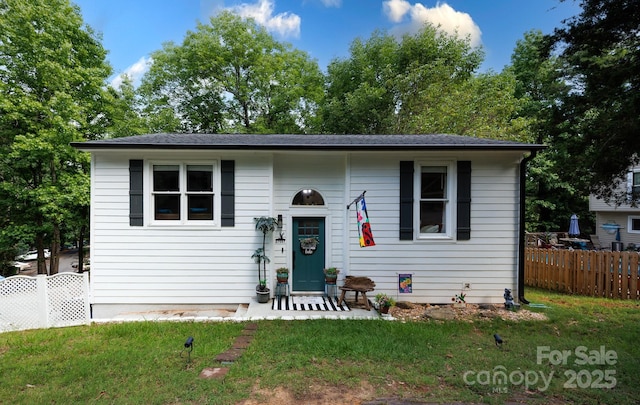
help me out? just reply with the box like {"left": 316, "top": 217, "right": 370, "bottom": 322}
{"left": 199, "top": 322, "right": 258, "bottom": 380}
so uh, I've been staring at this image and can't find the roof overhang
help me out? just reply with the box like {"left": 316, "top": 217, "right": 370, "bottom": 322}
{"left": 71, "top": 133, "right": 546, "bottom": 153}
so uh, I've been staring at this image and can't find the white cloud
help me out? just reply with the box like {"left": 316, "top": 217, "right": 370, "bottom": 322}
{"left": 319, "top": 0, "right": 341, "bottom": 7}
{"left": 109, "top": 56, "right": 152, "bottom": 89}
{"left": 383, "top": 0, "right": 411, "bottom": 23}
{"left": 230, "top": 0, "right": 301, "bottom": 38}
{"left": 383, "top": 1, "right": 482, "bottom": 48}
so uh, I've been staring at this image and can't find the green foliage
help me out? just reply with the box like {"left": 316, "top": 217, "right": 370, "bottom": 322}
{"left": 318, "top": 26, "right": 527, "bottom": 140}
{"left": 508, "top": 30, "right": 593, "bottom": 233}
{"left": 374, "top": 293, "right": 396, "bottom": 308}
{"left": 0, "top": 0, "right": 111, "bottom": 269}
{"left": 100, "top": 76, "right": 150, "bottom": 138}
{"left": 547, "top": 0, "right": 640, "bottom": 203}
{"left": 138, "top": 11, "right": 324, "bottom": 134}
{"left": 253, "top": 216, "right": 278, "bottom": 286}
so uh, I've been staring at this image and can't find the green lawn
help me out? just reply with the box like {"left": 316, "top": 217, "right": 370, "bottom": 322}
{"left": 1, "top": 289, "right": 638, "bottom": 404}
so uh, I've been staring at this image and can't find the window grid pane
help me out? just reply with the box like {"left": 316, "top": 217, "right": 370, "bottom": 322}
{"left": 155, "top": 194, "right": 180, "bottom": 220}
{"left": 188, "top": 194, "right": 214, "bottom": 220}
{"left": 153, "top": 165, "right": 180, "bottom": 191}
{"left": 187, "top": 165, "right": 213, "bottom": 192}
{"left": 421, "top": 167, "right": 447, "bottom": 199}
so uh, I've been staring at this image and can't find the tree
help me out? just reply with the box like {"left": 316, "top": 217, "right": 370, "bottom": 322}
{"left": 0, "top": 0, "right": 111, "bottom": 273}
{"left": 319, "top": 26, "right": 529, "bottom": 139}
{"left": 138, "top": 11, "right": 324, "bottom": 134}
{"left": 547, "top": 0, "right": 640, "bottom": 204}
{"left": 319, "top": 31, "right": 399, "bottom": 134}
{"left": 100, "top": 76, "right": 150, "bottom": 139}
{"left": 506, "top": 30, "right": 594, "bottom": 233}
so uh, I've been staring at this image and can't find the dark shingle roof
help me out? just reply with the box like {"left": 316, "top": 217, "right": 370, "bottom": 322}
{"left": 72, "top": 133, "right": 545, "bottom": 151}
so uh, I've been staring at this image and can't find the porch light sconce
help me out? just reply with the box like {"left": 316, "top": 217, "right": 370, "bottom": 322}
{"left": 277, "top": 214, "right": 283, "bottom": 229}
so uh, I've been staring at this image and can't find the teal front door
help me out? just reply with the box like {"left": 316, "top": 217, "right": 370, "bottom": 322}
{"left": 292, "top": 217, "right": 325, "bottom": 291}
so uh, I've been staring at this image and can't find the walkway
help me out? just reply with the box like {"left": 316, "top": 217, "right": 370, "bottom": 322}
{"left": 92, "top": 298, "right": 382, "bottom": 324}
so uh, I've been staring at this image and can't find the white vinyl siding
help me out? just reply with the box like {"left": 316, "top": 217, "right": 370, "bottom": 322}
{"left": 90, "top": 152, "right": 273, "bottom": 312}
{"left": 89, "top": 149, "right": 525, "bottom": 313}
{"left": 346, "top": 153, "right": 521, "bottom": 305}
{"left": 272, "top": 153, "right": 346, "bottom": 273}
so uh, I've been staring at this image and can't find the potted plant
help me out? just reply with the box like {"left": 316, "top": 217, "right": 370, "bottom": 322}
{"left": 276, "top": 267, "right": 289, "bottom": 283}
{"left": 252, "top": 248, "right": 270, "bottom": 303}
{"left": 253, "top": 216, "right": 279, "bottom": 303}
{"left": 374, "top": 293, "right": 396, "bottom": 314}
{"left": 323, "top": 267, "right": 339, "bottom": 284}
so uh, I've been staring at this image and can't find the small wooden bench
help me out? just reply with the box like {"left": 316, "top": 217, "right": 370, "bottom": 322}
{"left": 336, "top": 276, "right": 375, "bottom": 310}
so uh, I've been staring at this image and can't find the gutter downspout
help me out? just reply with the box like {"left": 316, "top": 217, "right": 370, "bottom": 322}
{"left": 518, "top": 150, "right": 537, "bottom": 305}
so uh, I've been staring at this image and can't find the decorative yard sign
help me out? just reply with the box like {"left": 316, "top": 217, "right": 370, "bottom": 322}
{"left": 399, "top": 274, "right": 412, "bottom": 293}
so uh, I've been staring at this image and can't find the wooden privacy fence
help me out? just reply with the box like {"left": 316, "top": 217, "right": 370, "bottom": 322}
{"left": 525, "top": 248, "right": 640, "bottom": 300}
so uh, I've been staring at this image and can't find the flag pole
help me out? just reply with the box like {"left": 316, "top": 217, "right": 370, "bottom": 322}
{"left": 347, "top": 191, "right": 366, "bottom": 209}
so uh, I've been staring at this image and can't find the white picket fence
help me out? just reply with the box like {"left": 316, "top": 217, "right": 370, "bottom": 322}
{"left": 0, "top": 272, "right": 90, "bottom": 333}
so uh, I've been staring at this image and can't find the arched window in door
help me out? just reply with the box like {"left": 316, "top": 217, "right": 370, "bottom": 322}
{"left": 292, "top": 189, "right": 325, "bottom": 206}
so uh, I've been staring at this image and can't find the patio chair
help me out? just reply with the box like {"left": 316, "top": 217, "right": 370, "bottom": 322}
{"left": 589, "top": 235, "right": 607, "bottom": 250}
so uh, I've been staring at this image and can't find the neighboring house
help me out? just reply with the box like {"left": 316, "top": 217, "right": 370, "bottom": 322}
{"left": 73, "top": 134, "right": 543, "bottom": 317}
{"left": 589, "top": 164, "right": 640, "bottom": 250}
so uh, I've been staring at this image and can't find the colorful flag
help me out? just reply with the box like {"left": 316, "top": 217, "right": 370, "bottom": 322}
{"left": 399, "top": 274, "right": 412, "bottom": 293}
{"left": 356, "top": 196, "right": 375, "bottom": 247}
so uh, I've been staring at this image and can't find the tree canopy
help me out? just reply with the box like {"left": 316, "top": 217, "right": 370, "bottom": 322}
{"left": 319, "top": 27, "right": 530, "bottom": 141}
{"left": 547, "top": 0, "right": 640, "bottom": 203}
{"left": 0, "top": 0, "right": 111, "bottom": 273}
{"left": 138, "top": 11, "right": 324, "bottom": 134}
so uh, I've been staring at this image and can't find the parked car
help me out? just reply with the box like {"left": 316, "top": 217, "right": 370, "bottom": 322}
{"left": 13, "top": 261, "right": 30, "bottom": 272}
{"left": 16, "top": 249, "right": 50, "bottom": 261}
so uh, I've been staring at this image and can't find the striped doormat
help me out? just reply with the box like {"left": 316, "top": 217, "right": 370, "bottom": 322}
{"left": 271, "top": 295, "right": 350, "bottom": 311}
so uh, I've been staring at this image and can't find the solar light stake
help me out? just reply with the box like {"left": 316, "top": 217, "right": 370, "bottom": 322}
{"left": 494, "top": 333, "right": 503, "bottom": 349}
{"left": 185, "top": 336, "right": 194, "bottom": 348}
{"left": 182, "top": 336, "right": 194, "bottom": 363}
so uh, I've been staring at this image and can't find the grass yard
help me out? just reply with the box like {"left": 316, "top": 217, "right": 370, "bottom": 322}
{"left": 1, "top": 289, "right": 639, "bottom": 404}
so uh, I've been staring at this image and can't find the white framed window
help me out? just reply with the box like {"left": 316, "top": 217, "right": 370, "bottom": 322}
{"left": 628, "top": 216, "right": 640, "bottom": 234}
{"left": 417, "top": 161, "right": 454, "bottom": 238}
{"left": 150, "top": 162, "right": 219, "bottom": 225}
{"left": 633, "top": 171, "right": 640, "bottom": 200}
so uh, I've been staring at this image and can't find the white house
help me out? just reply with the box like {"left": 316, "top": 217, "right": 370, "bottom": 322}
{"left": 73, "top": 133, "right": 544, "bottom": 317}
{"left": 589, "top": 164, "right": 640, "bottom": 250}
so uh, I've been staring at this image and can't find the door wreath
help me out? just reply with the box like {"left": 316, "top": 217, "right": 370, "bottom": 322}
{"left": 299, "top": 237, "right": 319, "bottom": 255}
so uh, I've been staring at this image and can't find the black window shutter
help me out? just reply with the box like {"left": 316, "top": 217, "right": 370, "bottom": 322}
{"left": 221, "top": 160, "right": 235, "bottom": 227}
{"left": 129, "top": 160, "right": 144, "bottom": 226}
{"left": 399, "top": 161, "right": 414, "bottom": 240}
{"left": 457, "top": 161, "right": 472, "bottom": 240}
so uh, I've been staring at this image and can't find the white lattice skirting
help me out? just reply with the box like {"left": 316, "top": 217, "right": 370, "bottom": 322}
{"left": 0, "top": 273, "right": 90, "bottom": 333}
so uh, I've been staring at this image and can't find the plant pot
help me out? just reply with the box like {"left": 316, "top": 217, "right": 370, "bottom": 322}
{"left": 276, "top": 274, "right": 289, "bottom": 283}
{"left": 256, "top": 289, "right": 271, "bottom": 303}
{"left": 325, "top": 275, "right": 338, "bottom": 284}
{"left": 379, "top": 305, "right": 390, "bottom": 314}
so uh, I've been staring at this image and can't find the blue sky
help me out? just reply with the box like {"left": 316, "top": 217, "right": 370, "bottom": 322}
{"left": 73, "top": 0, "right": 581, "bottom": 87}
